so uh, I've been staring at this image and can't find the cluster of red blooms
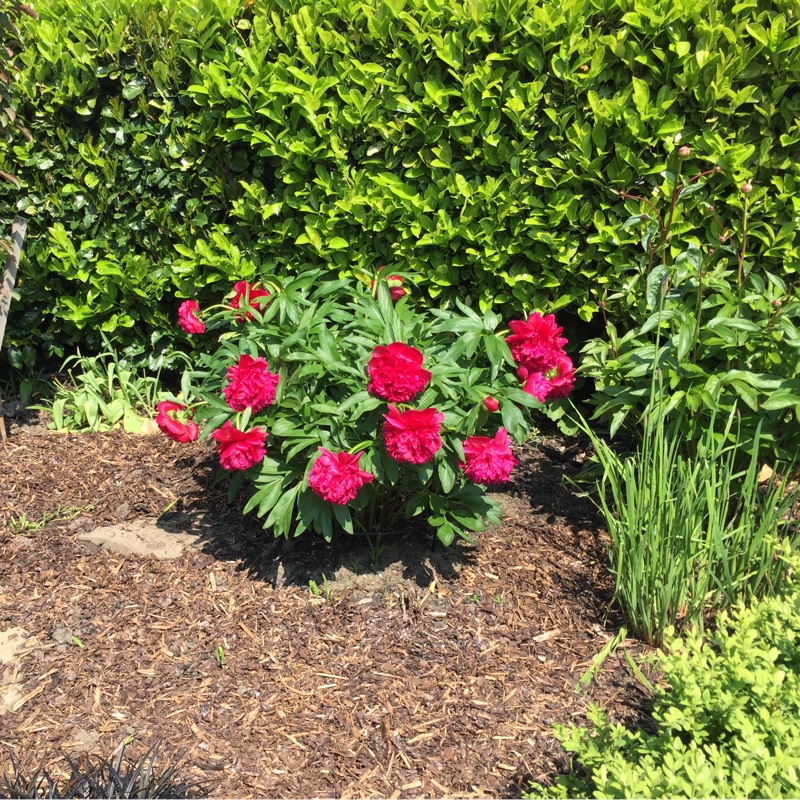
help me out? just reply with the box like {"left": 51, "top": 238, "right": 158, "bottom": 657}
{"left": 160, "top": 282, "right": 573, "bottom": 508}
{"left": 506, "top": 312, "right": 575, "bottom": 402}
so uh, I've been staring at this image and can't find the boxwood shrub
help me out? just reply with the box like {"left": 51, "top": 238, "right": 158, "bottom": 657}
{"left": 1, "top": 0, "right": 799, "bottom": 369}
{"left": 526, "top": 555, "right": 800, "bottom": 798}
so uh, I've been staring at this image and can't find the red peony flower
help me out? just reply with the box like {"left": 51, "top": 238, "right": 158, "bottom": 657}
{"left": 461, "top": 428, "right": 517, "bottom": 485}
{"left": 367, "top": 342, "right": 431, "bottom": 402}
{"left": 505, "top": 312, "right": 567, "bottom": 373}
{"left": 546, "top": 353, "right": 576, "bottom": 400}
{"left": 483, "top": 396, "right": 500, "bottom": 412}
{"left": 382, "top": 405, "right": 444, "bottom": 464}
{"left": 223, "top": 354, "right": 280, "bottom": 412}
{"left": 177, "top": 300, "right": 205, "bottom": 335}
{"left": 230, "top": 281, "right": 271, "bottom": 320}
{"left": 308, "top": 448, "right": 374, "bottom": 505}
{"left": 156, "top": 401, "right": 199, "bottom": 443}
{"left": 522, "top": 372, "right": 550, "bottom": 403}
{"left": 212, "top": 421, "right": 267, "bottom": 471}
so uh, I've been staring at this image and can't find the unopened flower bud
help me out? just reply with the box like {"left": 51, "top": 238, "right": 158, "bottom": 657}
{"left": 772, "top": 299, "right": 781, "bottom": 309}
{"left": 741, "top": 182, "right": 753, "bottom": 193}
{"left": 599, "top": 301, "right": 606, "bottom": 309}
{"left": 718, "top": 233, "right": 728, "bottom": 243}
{"left": 678, "top": 146, "right": 691, "bottom": 157}
{"left": 708, "top": 204, "right": 715, "bottom": 211}
{"left": 639, "top": 214, "right": 648, "bottom": 221}
{"left": 714, "top": 165, "right": 722, "bottom": 172}
{"left": 483, "top": 396, "right": 500, "bottom": 413}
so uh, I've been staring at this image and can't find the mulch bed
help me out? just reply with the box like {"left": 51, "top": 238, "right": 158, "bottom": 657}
{"left": 0, "top": 410, "right": 651, "bottom": 798}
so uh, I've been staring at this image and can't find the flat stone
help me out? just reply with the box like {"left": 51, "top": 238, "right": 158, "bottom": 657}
{"left": 78, "top": 519, "right": 203, "bottom": 559}
{"left": 0, "top": 627, "right": 36, "bottom": 716}
{"left": 0, "top": 684, "right": 24, "bottom": 716}
{"left": 0, "top": 627, "right": 31, "bottom": 665}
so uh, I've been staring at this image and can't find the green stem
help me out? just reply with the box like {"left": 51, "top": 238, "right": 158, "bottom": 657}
{"left": 738, "top": 194, "right": 749, "bottom": 310}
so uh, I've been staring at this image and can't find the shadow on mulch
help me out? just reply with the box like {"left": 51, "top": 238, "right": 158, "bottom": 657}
{"left": 153, "top": 448, "right": 475, "bottom": 592}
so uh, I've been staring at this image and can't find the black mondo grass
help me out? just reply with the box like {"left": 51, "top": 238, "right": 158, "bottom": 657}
{"left": 0, "top": 744, "right": 207, "bottom": 799}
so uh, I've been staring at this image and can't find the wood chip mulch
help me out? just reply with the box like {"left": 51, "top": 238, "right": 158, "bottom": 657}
{"left": 0, "top": 414, "right": 651, "bottom": 798}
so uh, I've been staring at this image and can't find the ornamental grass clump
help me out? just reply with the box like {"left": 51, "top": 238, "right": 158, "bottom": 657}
{"left": 579, "top": 396, "right": 800, "bottom": 646}
{"left": 158, "top": 271, "right": 575, "bottom": 544}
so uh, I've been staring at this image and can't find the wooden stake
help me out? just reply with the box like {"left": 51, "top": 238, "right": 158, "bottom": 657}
{"left": 0, "top": 215, "right": 28, "bottom": 442}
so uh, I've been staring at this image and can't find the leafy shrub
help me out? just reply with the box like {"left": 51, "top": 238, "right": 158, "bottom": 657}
{"left": 2, "top": 0, "right": 800, "bottom": 372}
{"left": 525, "top": 562, "right": 800, "bottom": 798}
{"left": 581, "top": 160, "right": 800, "bottom": 464}
{"left": 157, "top": 272, "right": 573, "bottom": 544}
{"left": 0, "top": 0, "right": 36, "bottom": 191}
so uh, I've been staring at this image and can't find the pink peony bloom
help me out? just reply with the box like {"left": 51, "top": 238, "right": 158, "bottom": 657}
{"left": 546, "top": 353, "right": 576, "bottom": 400}
{"left": 231, "top": 281, "right": 271, "bottom": 320}
{"left": 382, "top": 405, "right": 444, "bottom": 464}
{"left": 483, "top": 396, "right": 500, "bottom": 412}
{"left": 308, "top": 448, "right": 374, "bottom": 505}
{"left": 367, "top": 342, "right": 431, "bottom": 403}
{"left": 177, "top": 300, "right": 205, "bottom": 335}
{"left": 522, "top": 372, "right": 550, "bottom": 403}
{"left": 461, "top": 428, "right": 517, "bottom": 485}
{"left": 212, "top": 421, "right": 267, "bottom": 471}
{"left": 156, "top": 401, "right": 199, "bottom": 443}
{"left": 521, "top": 356, "right": 575, "bottom": 402}
{"left": 505, "top": 312, "right": 567, "bottom": 373}
{"left": 223, "top": 354, "right": 280, "bottom": 412}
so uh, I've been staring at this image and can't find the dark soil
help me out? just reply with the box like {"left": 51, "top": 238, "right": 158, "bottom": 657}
{"left": 0, "top": 408, "right": 651, "bottom": 798}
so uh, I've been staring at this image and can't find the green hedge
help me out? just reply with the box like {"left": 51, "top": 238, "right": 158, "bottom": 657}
{"left": 526, "top": 556, "right": 800, "bottom": 798}
{"left": 2, "top": 0, "right": 799, "bottom": 368}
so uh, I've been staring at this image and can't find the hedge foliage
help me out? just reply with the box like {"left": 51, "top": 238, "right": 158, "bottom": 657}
{"left": 526, "top": 556, "right": 800, "bottom": 798}
{"left": 1, "top": 0, "right": 799, "bottom": 368}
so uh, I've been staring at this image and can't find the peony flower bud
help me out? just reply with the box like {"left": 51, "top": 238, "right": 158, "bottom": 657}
{"left": 678, "top": 146, "right": 691, "bottom": 157}
{"left": 772, "top": 299, "right": 781, "bottom": 309}
{"left": 741, "top": 182, "right": 753, "bottom": 193}
{"left": 483, "top": 396, "right": 500, "bottom": 413}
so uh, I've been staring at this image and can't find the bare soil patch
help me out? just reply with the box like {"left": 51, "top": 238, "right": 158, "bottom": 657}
{"left": 0, "top": 411, "right": 650, "bottom": 798}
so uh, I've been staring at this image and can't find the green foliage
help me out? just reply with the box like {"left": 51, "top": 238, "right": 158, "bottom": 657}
{"left": 582, "top": 163, "right": 800, "bottom": 464}
{"left": 2, "top": 0, "right": 800, "bottom": 372}
{"left": 0, "top": 0, "right": 36, "bottom": 191}
{"left": 176, "top": 273, "right": 553, "bottom": 544}
{"left": 34, "top": 336, "right": 184, "bottom": 432}
{"left": 525, "top": 565, "right": 800, "bottom": 798}
{"left": 579, "top": 389, "right": 799, "bottom": 645}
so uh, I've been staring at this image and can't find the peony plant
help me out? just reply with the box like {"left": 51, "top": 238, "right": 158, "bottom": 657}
{"left": 159, "top": 272, "right": 574, "bottom": 545}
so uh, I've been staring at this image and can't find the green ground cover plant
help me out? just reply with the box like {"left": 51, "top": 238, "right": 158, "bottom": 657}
{"left": 1, "top": 0, "right": 799, "bottom": 373}
{"left": 525, "top": 559, "right": 800, "bottom": 798}
{"left": 33, "top": 336, "right": 186, "bottom": 433}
